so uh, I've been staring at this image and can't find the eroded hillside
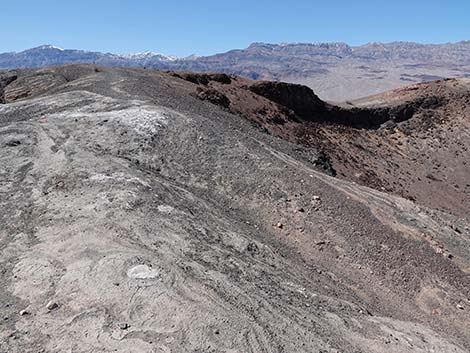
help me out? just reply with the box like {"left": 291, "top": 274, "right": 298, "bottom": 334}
{"left": 163, "top": 71, "right": 470, "bottom": 217}
{"left": 0, "top": 65, "right": 469, "bottom": 353}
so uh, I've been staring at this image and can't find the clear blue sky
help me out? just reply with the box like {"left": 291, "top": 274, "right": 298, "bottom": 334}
{"left": 1, "top": 0, "right": 469, "bottom": 56}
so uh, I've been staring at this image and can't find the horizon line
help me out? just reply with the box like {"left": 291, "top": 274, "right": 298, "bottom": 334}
{"left": 3, "top": 39, "right": 470, "bottom": 58}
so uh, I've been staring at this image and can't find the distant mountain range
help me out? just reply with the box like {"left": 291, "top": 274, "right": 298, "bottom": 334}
{"left": 2, "top": 41, "right": 470, "bottom": 100}
{"left": 0, "top": 45, "right": 182, "bottom": 68}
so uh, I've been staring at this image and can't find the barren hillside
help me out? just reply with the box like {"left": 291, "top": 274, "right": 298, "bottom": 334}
{"left": 0, "top": 65, "right": 469, "bottom": 353}
{"left": 166, "top": 71, "right": 470, "bottom": 216}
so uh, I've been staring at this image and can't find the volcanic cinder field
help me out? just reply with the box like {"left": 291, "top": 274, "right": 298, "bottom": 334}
{"left": 0, "top": 65, "right": 469, "bottom": 352}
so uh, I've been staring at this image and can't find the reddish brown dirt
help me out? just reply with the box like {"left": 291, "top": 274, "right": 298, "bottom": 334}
{"left": 167, "top": 71, "right": 470, "bottom": 217}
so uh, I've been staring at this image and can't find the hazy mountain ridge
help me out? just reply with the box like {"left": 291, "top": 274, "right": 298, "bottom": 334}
{"left": 2, "top": 40, "right": 470, "bottom": 100}
{"left": 172, "top": 41, "right": 470, "bottom": 100}
{"left": 0, "top": 44, "right": 181, "bottom": 69}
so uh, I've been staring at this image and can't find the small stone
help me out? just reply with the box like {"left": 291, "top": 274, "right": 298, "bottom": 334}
{"left": 4, "top": 329, "right": 15, "bottom": 338}
{"left": 456, "top": 304, "right": 464, "bottom": 310}
{"left": 5, "top": 140, "right": 21, "bottom": 147}
{"left": 19, "top": 309, "right": 29, "bottom": 316}
{"left": 46, "top": 301, "right": 59, "bottom": 311}
{"left": 246, "top": 242, "right": 259, "bottom": 254}
{"left": 118, "top": 322, "right": 130, "bottom": 330}
{"left": 276, "top": 222, "right": 283, "bottom": 229}
{"left": 313, "top": 195, "right": 321, "bottom": 201}
{"left": 297, "top": 208, "right": 305, "bottom": 213}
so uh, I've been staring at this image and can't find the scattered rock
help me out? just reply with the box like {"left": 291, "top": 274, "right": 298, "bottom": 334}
{"left": 276, "top": 222, "right": 283, "bottom": 229}
{"left": 313, "top": 151, "right": 336, "bottom": 176}
{"left": 4, "top": 329, "right": 16, "bottom": 338}
{"left": 456, "top": 304, "right": 464, "bottom": 310}
{"left": 195, "top": 87, "right": 231, "bottom": 109}
{"left": 246, "top": 242, "right": 259, "bottom": 255}
{"left": 46, "top": 301, "right": 59, "bottom": 311}
{"left": 19, "top": 309, "right": 29, "bottom": 316}
{"left": 5, "top": 140, "right": 21, "bottom": 147}
{"left": 117, "top": 322, "right": 130, "bottom": 330}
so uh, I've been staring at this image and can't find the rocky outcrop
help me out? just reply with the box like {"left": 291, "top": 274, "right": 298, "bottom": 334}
{"left": 180, "top": 72, "right": 448, "bottom": 130}
{"left": 249, "top": 81, "right": 326, "bottom": 119}
{"left": 323, "top": 95, "right": 446, "bottom": 128}
{"left": 0, "top": 73, "right": 18, "bottom": 103}
{"left": 194, "top": 86, "right": 231, "bottom": 108}
{"left": 168, "top": 71, "right": 232, "bottom": 85}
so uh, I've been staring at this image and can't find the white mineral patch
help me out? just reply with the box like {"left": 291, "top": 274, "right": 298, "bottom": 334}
{"left": 90, "top": 173, "right": 151, "bottom": 188}
{"left": 126, "top": 265, "right": 159, "bottom": 279}
{"left": 35, "top": 91, "right": 170, "bottom": 136}
{"left": 157, "top": 205, "right": 175, "bottom": 214}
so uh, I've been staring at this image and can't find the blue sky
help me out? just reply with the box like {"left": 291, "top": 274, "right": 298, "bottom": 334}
{"left": 1, "top": 0, "right": 469, "bottom": 56}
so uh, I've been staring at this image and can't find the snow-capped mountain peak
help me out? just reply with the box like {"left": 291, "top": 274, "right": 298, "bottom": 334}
{"left": 35, "top": 44, "right": 64, "bottom": 51}
{"left": 124, "top": 51, "right": 178, "bottom": 61}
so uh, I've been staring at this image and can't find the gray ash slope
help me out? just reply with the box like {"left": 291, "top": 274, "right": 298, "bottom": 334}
{"left": 0, "top": 65, "right": 469, "bottom": 353}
